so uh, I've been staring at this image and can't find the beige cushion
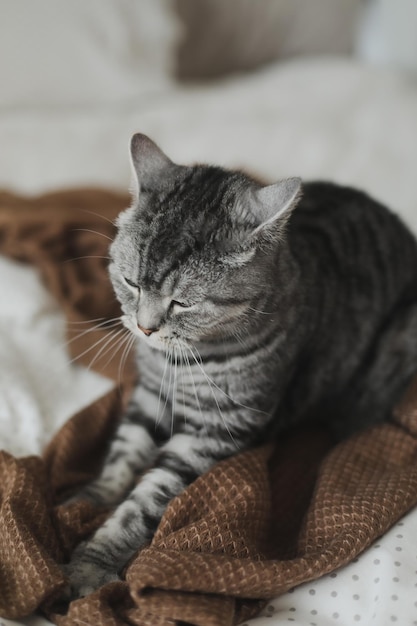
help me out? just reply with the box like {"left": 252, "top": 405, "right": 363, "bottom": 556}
{"left": 176, "top": 0, "right": 361, "bottom": 80}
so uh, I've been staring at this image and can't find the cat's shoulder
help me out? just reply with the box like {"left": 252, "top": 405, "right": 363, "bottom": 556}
{"left": 293, "top": 180, "right": 403, "bottom": 230}
{"left": 289, "top": 180, "right": 416, "bottom": 258}
{"left": 298, "top": 180, "right": 381, "bottom": 215}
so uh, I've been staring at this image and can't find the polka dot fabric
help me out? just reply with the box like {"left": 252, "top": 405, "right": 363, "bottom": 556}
{"left": 2, "top": 500, "right": 417, "bottom": 626}
{"left": 245, "top": 509, "right": 417, "bottom": 626}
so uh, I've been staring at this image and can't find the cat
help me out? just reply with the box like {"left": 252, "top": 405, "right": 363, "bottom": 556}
{"left": 64, "top": 133, "right": 417, "bottom": 598}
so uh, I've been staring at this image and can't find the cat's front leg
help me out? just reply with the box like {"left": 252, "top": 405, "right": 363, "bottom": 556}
{"left": 64, "top": 431, "right": 239, "bottom": 598}
{"left": 69, "top": 386, "right": 169, "bottom": 507}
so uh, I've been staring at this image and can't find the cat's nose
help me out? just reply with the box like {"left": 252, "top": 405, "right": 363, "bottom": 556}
{"left": 137, "top": 323, "right": 158, "bottom": 337}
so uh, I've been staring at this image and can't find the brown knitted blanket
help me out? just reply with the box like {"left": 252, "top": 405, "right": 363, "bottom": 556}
{"left": 1, "top": 189, "right": 417, "bottom": 626}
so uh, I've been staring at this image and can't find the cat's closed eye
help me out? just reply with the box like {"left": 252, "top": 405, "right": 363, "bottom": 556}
{"left": 124, "top": 276, "right": 139, "bottom": 289}
{"left": 170, "top": 299, "right": 194, "bottom": 312}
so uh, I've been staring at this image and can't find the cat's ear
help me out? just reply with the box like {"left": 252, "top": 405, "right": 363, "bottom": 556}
{"left": 129, "top": 133, "right": 174, "bottom": 196}
{"left": 248, "top": 177, "right": 302, "bottom": 237}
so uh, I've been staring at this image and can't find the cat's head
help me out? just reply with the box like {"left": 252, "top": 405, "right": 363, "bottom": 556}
{"left": 109, "top": 133, "right": 301, "bottom": 351}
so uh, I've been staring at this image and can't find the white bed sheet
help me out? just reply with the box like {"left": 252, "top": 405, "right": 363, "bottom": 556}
{"left": 1, "top": 57, "right": 417, "bottom": 626}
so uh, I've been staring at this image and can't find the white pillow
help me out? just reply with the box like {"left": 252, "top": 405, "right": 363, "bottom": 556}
{"left": 0, "top": 0, "right": 181, "bottom": 108}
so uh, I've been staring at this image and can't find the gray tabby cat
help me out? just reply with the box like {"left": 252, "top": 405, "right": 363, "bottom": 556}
{"left": 64, "top": 133, "right": 417, "bottom": 598}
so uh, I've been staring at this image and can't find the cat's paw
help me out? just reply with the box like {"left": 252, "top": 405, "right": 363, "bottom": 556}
{"left": 62, "top": 543, "right": 120, "bottom": 599}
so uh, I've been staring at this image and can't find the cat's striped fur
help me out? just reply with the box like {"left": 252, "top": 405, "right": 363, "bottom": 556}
{"left": 64, "top": 135, "right": 417, "bottom": 597}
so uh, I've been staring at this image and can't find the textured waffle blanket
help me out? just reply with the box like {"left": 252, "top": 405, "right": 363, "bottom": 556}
{"left": 1, "top": 189, "right": 417, "bottom": 626}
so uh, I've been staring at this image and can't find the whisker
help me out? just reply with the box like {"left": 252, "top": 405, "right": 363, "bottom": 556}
{"left": 188, "top": 343, "right": 267, "bottom": 416}
{"left": 66, "top": 316, "right": 108, "bottom": 325}
{"left": 186, "top": 344, "right": 239, "bottom": 449}
{"left": 101, "top": 329, "right": 131, "bottom": 373}
{"left": 77, "top": 208, "right": 117, "bottom": 227}
{"left": 156, "top": 344, "right": 170, "bottom": 426}
{"left": 230, "top": 329, "right": 253, "bottom": 353}
{"left": 63, "top": 255, "right": 111, "bottom": 263}
{"left": 50, "top": 319, "right": 122, "bottom": 363}
{"left": 87, "top": 327, "right": 127, "bottom": 372}
{"left": 72, "top": 228, "right": 113, "bottom": 242}
{"left": 66, "top": 330, "right": 121, "bottom": 367}
{"left": 158, "top": 347, "right": 173, "bottom": 428}
{"left": 118, "top": 333, "right": 137, "bottom": 388}
{"left": 171, "top": 348, "right": 179, "bottom": 438}
{"left": 63, "top": 317, "right": 122, "bottom": 349}
{"left": 179, "top": 343, "right": 187, "bottom": 429}
{"left": 247, "top": 306, "right": 273, "bottom": 315}
{"left": 183, "top": 343, "right": 206, "bottom": 435}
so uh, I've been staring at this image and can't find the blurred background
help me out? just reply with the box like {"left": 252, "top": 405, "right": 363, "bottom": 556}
{"left": 0, "top": 0, "right": 416, "bottom": 226}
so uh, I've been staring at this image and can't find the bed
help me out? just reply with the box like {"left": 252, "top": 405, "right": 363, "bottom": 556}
{"left": 1, "top": 1, "right": 417, "bottom": 624}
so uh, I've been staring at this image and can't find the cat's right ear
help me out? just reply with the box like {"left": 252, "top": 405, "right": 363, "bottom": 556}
{"left": 129, "top": 133, "right": 175, "bottom": 198}
{"left": 247, "top": 177, "right": 302, "bottom": 240}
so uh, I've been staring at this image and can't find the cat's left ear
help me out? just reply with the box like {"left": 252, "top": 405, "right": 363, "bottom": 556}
{"left": 129, "top": 133, "right": 175, "bottom": 197}
{"left": 249, "top": 177, "right": 302, "bottom": 237}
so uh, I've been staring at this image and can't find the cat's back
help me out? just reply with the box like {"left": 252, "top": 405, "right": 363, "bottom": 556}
{"left": 282, "top": 182, "right": 417, "bottom": 429}
{"left": 291, "top": 181, "right": 415, "bottom": 250}
{"left": 288, "top": 181, "right": 417, "bottom": 304}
